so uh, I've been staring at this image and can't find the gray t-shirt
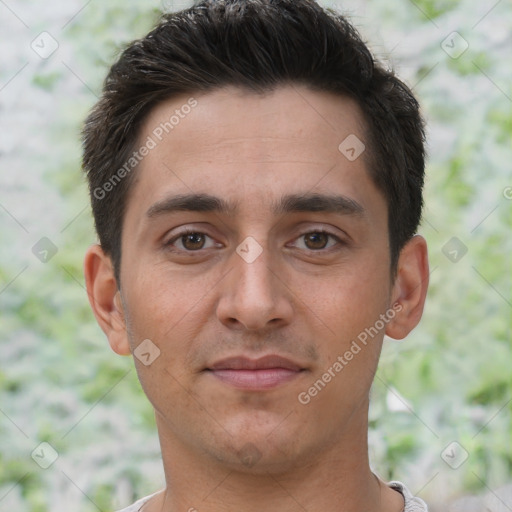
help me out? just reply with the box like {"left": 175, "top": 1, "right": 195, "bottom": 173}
{"left": 116, "top": 481, "right": 428, "bottom": 511}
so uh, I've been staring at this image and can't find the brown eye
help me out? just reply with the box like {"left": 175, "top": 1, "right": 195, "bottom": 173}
{"left": 165, "top": 230, "right": 219, "bottom": 253}
{"left": 303, "top": 232, "right": 330, "bottom": 250}
{"left": 181, "top": 232, "right": 206, "bottom": 250}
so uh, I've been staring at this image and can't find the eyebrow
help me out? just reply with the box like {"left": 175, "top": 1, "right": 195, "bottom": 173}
{"left": 274, "top": 193, "right": 365, "bottom": 217}
{"left": 146, "top": 192, "right": 365, "bottom": 218}
{"left": 146, "top": 193, "right": 236, "bottom": 217}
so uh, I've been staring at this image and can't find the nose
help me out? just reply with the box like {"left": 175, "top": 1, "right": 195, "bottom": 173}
{"left": 216, "top": 242, "right": 293, "bottom": 331}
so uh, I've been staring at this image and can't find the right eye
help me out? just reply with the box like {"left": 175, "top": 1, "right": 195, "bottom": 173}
{"left": 165, "top": 230, "right": 220, "bottom": 252}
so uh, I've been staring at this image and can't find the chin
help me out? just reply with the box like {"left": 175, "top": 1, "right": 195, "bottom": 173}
{"left": 209, "top": 420, "right": 308, "bottom": 474}
{"left": 215, "top": 443, "right": 303, "bottom": 476}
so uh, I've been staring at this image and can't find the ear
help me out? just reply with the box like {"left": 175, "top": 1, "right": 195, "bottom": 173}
{"left": 83, "top": 244, "right": 131, "bottom": 355}
{"left": 386, "top": 235, "right": 429, "bottom": 340}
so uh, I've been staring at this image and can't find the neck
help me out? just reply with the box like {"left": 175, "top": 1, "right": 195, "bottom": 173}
{"left": 145, "top": 404, "right": 402, "bottom": 512}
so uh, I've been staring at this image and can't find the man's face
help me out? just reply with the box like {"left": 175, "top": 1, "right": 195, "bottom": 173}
{"left": 117, "top": 86, "right": 394, "bottom": 472}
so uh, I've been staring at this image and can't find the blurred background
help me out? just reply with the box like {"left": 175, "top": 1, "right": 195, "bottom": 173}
{"left": 0, "top": 0, "right": 510, "bottom": 510}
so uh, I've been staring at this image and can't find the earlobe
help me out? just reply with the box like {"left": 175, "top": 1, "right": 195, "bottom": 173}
{"left": 83, "top": 245, "right": 131, "bottom": 356}
{"left": 385, "top": 235, "right": 429, "bottom": 340}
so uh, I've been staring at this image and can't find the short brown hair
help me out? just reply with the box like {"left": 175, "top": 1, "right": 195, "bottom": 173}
{"left": 82, "top": 0, "right": 426, "bottom": 284}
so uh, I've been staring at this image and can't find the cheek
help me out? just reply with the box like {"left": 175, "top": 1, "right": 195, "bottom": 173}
{"left": 120, "top": 271, "right": 206, "bottom": 417}
{"left": 124, "top": 260, "right": 207, "bottom": 332}
{"left": 300, "top": 262, "right": 390, "bottom": 346}
{"left": 292, "top": 256, "right": 391, "bottom": 411}
{"left": 293, "top": 270, "right": 387, "bottom": 430}
{"left": 121, "top": 263, "right": 220, "bottom": 380}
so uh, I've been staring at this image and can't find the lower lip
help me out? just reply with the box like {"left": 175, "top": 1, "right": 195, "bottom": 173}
{"left": 207, "top": 368, "right": 303, "bottom": 390}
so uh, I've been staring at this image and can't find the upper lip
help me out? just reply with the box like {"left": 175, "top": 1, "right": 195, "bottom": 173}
{"left": 206, "top": 355, "right": 304, "bottom": 371}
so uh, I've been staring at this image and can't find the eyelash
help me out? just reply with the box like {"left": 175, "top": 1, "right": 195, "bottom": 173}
{"left": 165, "top": 228, "right": 344, "bottom": 253}
{"left": 289, "top": 229, "right": 343, "bottom": 251}
{"left": 166, "top": 229, "right": 220, "bottom": 252}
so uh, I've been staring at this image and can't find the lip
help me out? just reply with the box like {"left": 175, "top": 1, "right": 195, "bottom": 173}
{"left": 205, "top": 355, "right": 306, "bottom": 390}
{"left": 207, "top": 355, "right": 303, "bottom": 371}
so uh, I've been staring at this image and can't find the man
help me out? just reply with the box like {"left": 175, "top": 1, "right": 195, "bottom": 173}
{"left": 82, "top": 0, "right": 430, "bottom": 510}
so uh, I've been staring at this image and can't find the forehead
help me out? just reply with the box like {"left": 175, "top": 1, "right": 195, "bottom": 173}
{"left": 127, "top": 85, "right": 382, "bottom": 220}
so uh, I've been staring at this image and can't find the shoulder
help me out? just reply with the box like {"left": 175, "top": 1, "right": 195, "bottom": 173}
{"left": 388, "top": 481, "right": 429, "bottom": 511}
{"left": 115, "top": 492, "right": 157, "bottom": 512}
{"left": 115, "top": 484, "right": 426, "bottom": 512}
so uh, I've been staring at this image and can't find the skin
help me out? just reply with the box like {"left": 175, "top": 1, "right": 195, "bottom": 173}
{"left": 84, "top": 85, "right": 429, "bottom": 512}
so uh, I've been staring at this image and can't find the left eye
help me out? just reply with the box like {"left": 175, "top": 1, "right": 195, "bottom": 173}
{"left": 169, "top": 232, "right": 217, "bottom": 251}
{"left": 292, "top": 231, "right": 340, "bottom": 250}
